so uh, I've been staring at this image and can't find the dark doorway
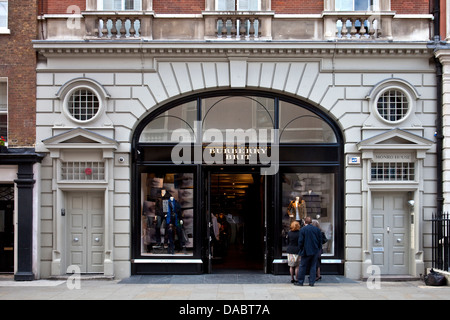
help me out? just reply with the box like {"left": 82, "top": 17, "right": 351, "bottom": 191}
{"left": 0, "top": 185, "right": 14, "bottom": 273}
{"left": 209, "top": 173, "right": 265, "bottom": 272}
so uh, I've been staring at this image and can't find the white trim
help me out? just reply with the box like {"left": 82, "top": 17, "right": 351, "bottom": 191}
{"left": 155, "top": 14, "right": 204, "bottom": 18}
{"left": 393, "top": 14, "right": 434, "bottom": 19}
{"left": 274, "top": 14, "right": 323, "bottom": 19}
{"left": 132, "top": 259, "right": 203, "bottom": 264}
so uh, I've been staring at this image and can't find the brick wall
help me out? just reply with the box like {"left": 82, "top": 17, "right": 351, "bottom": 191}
{"left": 39, "top": 0, "right": 432, "bottom": 15}
{"left": 392, "top": 0, "right": 430, "bottom": 14}
{"left": 40, "top": 0, "right": 86, "bottom": 14}
{"left": 272, "top": 0, "right": 324, "bottom": 14}
{"left": 153, "top": 0, "right": 204, "bottom": 13}
{"left": 0, "top": 0, "right": 38, "bottom": 147}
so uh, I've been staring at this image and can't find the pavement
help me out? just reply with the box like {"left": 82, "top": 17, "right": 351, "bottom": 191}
{"left": 0, "top": 273, "right": 449, "bottom": 302}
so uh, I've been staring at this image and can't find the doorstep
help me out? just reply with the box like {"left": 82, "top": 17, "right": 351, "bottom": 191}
{"left": 48, "top": 274, "right": 115, "bottom": 281}
{"left": 362, "top": 274, "right": 420, "bottom": 282}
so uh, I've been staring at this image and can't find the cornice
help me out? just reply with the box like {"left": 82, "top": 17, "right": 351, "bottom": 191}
{"left": 33, "top": 40, "right": 433, "bottom": 58}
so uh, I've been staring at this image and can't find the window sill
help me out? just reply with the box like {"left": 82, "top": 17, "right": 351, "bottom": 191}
{"left": 0, "top": 28, "right": 11, "bottom": 35}
{"left": 322, "top": 11, "right": 395, "bottom": 17}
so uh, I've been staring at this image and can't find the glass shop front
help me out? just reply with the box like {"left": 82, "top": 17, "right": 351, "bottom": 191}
{"left": 131, "top": 91, "right": 344, "bottom": 275}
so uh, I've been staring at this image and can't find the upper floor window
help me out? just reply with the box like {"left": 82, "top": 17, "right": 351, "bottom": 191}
{"left": 98, "top": 0, "right": 142, "bottom": 11}
{"left": 335, "top": 0, "right": 373, "bottom": 11}
{"left": 0, "top": 1, "right": 8, "bottom": 33}
{"left": 376, "top": 89, "right": 409, "bottom": 123}
{"left": 66, "top": 88, "right": 101, "bottom": 122}
{"left": 217, "top": 0, "right": 260, "bottom": 11}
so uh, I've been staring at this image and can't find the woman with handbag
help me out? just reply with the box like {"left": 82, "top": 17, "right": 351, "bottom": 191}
{"left": 286, "top": 220, "right": 301, "bottom": 283}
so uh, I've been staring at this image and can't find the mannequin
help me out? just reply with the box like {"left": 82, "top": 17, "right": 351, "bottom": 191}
{"left": 287, "top": 196, "right": 307, "bottom": 225}
{"left": 166, "top": 196, "right": 185, "bottom": 254}
{"left": 154, "top": 189, "right": 171, "bottom": 248}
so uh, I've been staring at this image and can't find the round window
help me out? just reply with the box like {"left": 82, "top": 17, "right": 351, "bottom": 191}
{"left": 67, "top": 88, "right": 100, "bottom": 121}
{"left": 376, "top": 89, "right": 409, "bottom": 123}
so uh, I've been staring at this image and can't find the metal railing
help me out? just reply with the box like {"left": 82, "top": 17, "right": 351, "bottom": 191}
{"left": 432, "top": 212, "right": 450, "bottom": 272}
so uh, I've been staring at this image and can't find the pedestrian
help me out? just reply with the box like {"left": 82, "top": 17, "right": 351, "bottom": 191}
{"left": 286, "top": 220, "right": 301, "bottom": 283}
{"left": 294, "top": 216, "right": 322, "bottom": 287}
{"left": 311, "top": 219, "right": 327, "bottom": 282}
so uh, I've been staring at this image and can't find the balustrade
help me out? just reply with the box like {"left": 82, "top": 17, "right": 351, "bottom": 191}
{"left": 336, "top": 16, "right": 380, "bottom": 39}
{"left": 97, "top": 16, "right": 141, "bottom": 38}
{"left": 216, "top": 16, "right": 260, "bottom": 40}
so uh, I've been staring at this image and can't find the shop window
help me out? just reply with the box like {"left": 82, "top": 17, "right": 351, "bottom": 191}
{"left": 0, "top": 81, "right": 6, "bottom": 144}
{"left": 141, "top": 172, "right": 194, "bottom": 256}
{"left": 335, "top": 0, "right": 373, "bottom": 11}
{"left": 0, "top": 185, "right": 13, "bottom": 201}
{"left": 281, "top": 172, "right": 335, "bottom": 256}
{"left": 139, "top": 101, "right": 197, "bottom": 143}
{"left": 202, "top": 96, "right": 274, "bottom": 143}
{"left": 279, "top": 100, "right": 337, "bottom": 144}
{"left": 0, "top": 1, "right": 8, "bottom": 33}
{"left": 371, "top": 162, "right": 415, "bottom": 181}
{"left": 99, "top": 0, "right": 141, "bottom": 10}
{"left": 376, "top": 89, "right": 409, "bottom": 123}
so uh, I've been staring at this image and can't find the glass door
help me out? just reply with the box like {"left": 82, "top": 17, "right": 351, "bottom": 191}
{"left": 206, "top": 168, "right": 266, "bottom": 273}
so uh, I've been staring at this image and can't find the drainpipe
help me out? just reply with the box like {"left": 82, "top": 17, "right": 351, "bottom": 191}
{"left": 434, "top": 0, "right": 444, "bottom": 215}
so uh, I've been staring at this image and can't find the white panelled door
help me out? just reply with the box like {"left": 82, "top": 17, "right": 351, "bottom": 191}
{"left": 67, "top": 192, "right": 105, "bottom": 273}
{"left": 371, "top": 192, "right": 410, "bottom": 275}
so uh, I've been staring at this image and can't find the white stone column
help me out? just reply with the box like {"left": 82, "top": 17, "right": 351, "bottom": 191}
{"left": 437, "top": 50, "right": 450, "bottom": 212}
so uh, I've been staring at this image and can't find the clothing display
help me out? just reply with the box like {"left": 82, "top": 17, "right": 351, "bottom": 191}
{"left": 281, "top": 173, "right": 334, "bottom": 257}
{"left": 287, "top": 196, "right": 307, "bottom": 223}
{"left": 141, "top": 172, "right": 194, "bottom": 255}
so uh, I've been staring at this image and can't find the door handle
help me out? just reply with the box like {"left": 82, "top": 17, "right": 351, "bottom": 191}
{"left": 386, "top": 226, "right": 390, "bottom": 233}
{"left": 95, "top": 237, "right": 100, "bottom": 242}
{"left": 73, "top": 237, "right": 79, "bottom": 242}
{"left": 397, "top": 238, "right": 402, "bottom": 243}
{"left": 375, "top": 238, "right": 381, "bottom": 243}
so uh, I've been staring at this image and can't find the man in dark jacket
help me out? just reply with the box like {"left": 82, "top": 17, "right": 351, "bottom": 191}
{"left": 294, "top": 216, "right": 322, "bottom": 286}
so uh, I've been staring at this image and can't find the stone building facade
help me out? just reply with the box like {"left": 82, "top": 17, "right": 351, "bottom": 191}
{"left": 26, "top": 0, "right": 449, "bottom": 280}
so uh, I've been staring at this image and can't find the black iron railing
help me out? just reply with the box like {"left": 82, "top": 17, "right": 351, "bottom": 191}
{"left": 432, "top": 212, "right": 450, "bottom": 271}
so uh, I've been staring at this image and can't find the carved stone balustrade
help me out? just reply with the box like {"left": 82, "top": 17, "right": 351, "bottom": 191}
{"left": 203, "top": 11, "right": 273, "bottom": 41}
{"left": 84, "top": 12, "right": 152, "bottom": 39}
{"left": 324, "top": 12, "right": 394, "bottom": 41}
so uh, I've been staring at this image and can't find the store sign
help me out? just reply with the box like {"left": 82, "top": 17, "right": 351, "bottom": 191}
{"left": 205, "top": 146, "right": 269, "bottom": 162}
{"left": 348, "top": 156, "right": 361, "bottom": 165}
{"left": 373, "top": 153, "right": 414, "bottom": 162}
{"left": 170, "top": 126, "right": 279, "bottom": 175}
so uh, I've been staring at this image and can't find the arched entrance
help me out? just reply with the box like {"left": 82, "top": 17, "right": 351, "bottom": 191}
{"left": 131, "top": 90, "right": 344, "bottom": 275}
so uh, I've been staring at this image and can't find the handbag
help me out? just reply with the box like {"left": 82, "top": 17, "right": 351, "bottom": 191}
{"left": 424, "top": 269, "right": 447, "bottom": 286}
